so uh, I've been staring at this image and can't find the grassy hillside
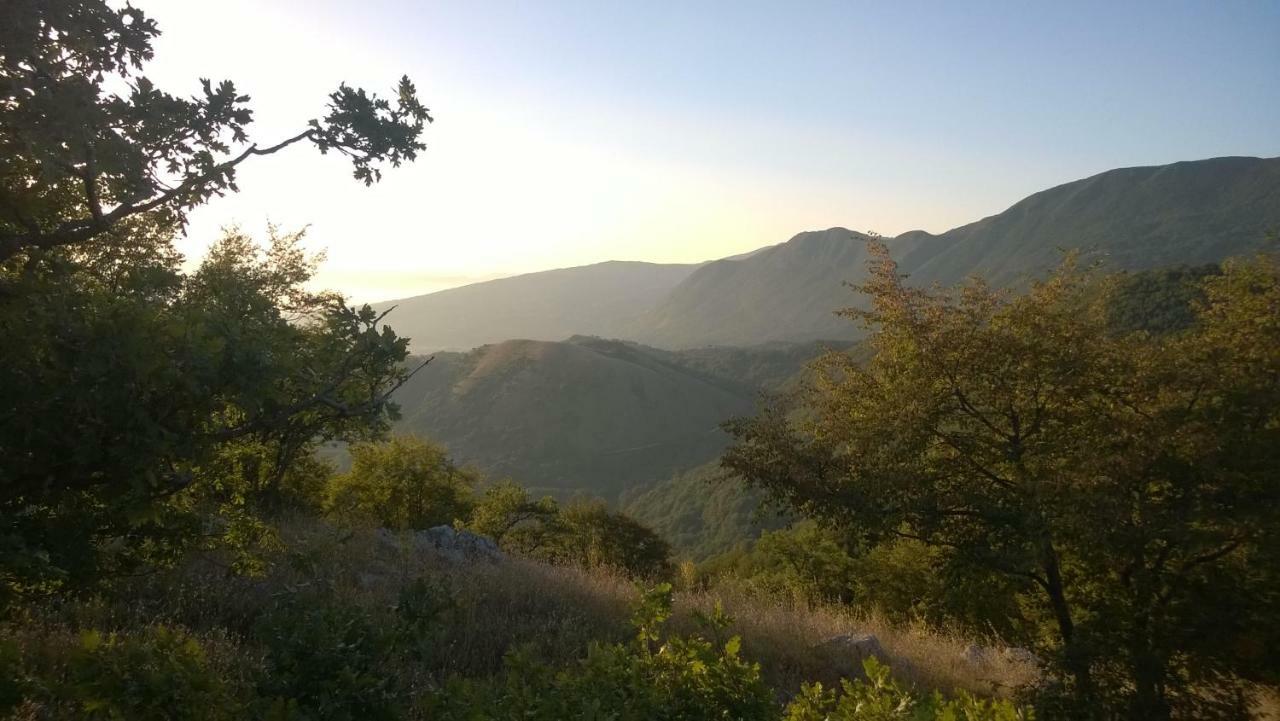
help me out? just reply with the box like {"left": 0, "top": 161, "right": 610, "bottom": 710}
{"left": 3, "top": 516, "right": 1042, "bottom": 707}
{"left": 369, "top": 157, "right": 1277, "bottom": 352}
{"left": 627, "top": 228, "right": 884, "bottom": 347}
{"left": 904, "top": 155, "right": 1280, "bottom": 288}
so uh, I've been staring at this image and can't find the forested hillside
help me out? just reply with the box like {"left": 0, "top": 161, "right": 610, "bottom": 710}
{"left": 390, "top": 338, "right": 754, "bottom": 499}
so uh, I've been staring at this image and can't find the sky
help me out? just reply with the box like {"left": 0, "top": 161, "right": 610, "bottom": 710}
{"left": 139, "top": 0, "right": 1280, "bottom": 303}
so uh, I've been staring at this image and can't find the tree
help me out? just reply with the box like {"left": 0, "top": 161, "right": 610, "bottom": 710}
{"left": 466, "top": 487, "right": 673, "bottom": 580}
{"left": 0, "top": 227, "right": 421, "bottom": 600}
{"left": 0, "top": 0, "right": 430, "bottom": 607}
{"left": 554, "top": 500, "right": 674, "bottom": 580}
{"left": 724, "top": 242, "right": 1280, "bottom": 719}
{"left": 467, "top": 480, "right": 559, "bottom": 544}
{"left": 326, "top": 437, "right": 477, "bottom": 530}
{"left": 0, "top": 0, "right": 430, "bottom": 262}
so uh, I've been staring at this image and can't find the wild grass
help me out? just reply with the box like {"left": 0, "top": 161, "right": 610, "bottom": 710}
{"left": 10, "top": 516, "right": 1035, "bottom": 700}
{"left": 9, "top": 515, "right": 1273, "bottom": 714}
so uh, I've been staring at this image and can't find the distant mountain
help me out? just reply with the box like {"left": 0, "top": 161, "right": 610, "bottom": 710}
{"left": 374, "top": 156, "right": 1278, "bottom": 352}
{"left": 375, "top": 261, "right": 697, "bottom": 353}
{"left": 624, "top": 228, "right": 887, "bottom": 347}
{"left": 900, "top": 155, "right": 1280, "bottom": 288}
{"left": 627, "top": 156, "right": 1280, "bottom": 347}
{"left": 390, "top": 337, "right": 759, "bottom": 499}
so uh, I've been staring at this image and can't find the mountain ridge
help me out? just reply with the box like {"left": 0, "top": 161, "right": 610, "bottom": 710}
{"left": 379, "top": 155, "right": 1280, "bottom": 351}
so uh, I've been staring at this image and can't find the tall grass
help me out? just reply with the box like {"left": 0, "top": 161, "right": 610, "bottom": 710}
{"left": 11, "top": 515, "right": 1274, "bottom": 714}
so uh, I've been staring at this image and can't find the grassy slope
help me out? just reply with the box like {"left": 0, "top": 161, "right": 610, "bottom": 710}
{"left": 7, "top": 517, "right": 1038, "bottom": 699}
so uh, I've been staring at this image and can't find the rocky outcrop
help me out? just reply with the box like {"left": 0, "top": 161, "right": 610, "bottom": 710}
{"left": 812, "top": 633, "right": 889, "bottom": 678}
{"left": 375, "top": 525, "right": 503, "bottom": 563}
{"left": 960, "top": 643, "right": 1041, "bottom": 668}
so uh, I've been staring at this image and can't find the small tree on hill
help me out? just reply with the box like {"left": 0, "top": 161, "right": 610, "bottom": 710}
{"left": 327, "top": 437, "right": 477, "bottom": 530}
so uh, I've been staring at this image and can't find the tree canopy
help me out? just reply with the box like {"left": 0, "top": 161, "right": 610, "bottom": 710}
{"left": 0, "top": 0, "right": 430, "bottom": 262}
{"left": 725, "top": 242, "right": 1280, "bottom": 719}
{"left": 0, "top": 0, "right": 431, "bottom": 606}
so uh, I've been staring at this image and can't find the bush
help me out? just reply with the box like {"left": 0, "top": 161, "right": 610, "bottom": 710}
{"left": 425, "top": 583, "right": 775, "bottom": 721}
{"left": 251, "top": 595, "right": 402, "bottom": 721}
{"left": 710, "top": 521, "right": 1029, "bottom": 640}
{"left": 467, "top": 487, "right": 673, "bottom": 580}
{"left": 4, "top": 627, "right": 249, "bottom": 721}
{"left": 784, "top": 658, "right": 1029, "bottom": 721}
{"left": 325, "top": 436, "right": 476, "bottom": 530}
{"left": 426, "top": 583, "right": 1033, "bottom": 720}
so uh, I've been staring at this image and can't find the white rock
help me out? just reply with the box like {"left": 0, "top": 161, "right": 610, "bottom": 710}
{"left": 815, "top": 633, "right": 886, "bottom": 662}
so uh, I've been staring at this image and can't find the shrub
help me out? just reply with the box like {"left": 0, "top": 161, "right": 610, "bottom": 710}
{"left": 783, "top": 658, "right": 1029, "bottom": 721}
{"left": 252, "top": 595, "right": 401, "bottom": 721}
{"left": 326, "top": 436, "right": 476, "bottom": 530}
{"left": 63, "top": 627, "right": 244, "bottom": 721}
{"left": 425, "top": 583, "right": 775, "bottom": 720}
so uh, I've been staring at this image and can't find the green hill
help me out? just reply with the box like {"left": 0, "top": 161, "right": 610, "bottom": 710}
{"left": 390, "top": 338, "right": 757, "bottom": 499}
{"left": 388, "top": 336, "right": 837, "bottom": 500}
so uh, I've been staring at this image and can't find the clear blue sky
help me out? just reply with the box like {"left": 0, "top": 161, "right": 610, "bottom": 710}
{"left": 145, "top": 0, "right": 1279, "bottom": 301}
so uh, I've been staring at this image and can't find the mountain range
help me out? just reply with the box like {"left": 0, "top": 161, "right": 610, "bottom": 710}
{"left": 383, "top": 155, "right": 1280, "bottom": 547}
{"left": 379, "top": 156, "right": 1280, "bottom": 351}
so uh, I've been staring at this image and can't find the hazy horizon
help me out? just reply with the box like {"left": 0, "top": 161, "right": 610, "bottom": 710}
{"left": 139, "top": 0, "right": 1280, "bottom": 302}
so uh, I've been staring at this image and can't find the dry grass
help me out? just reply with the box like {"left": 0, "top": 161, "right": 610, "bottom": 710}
{"left": 1255, "top": 689, "right": 1280, "bottom": 720}
{"left": 14, "top": 515, "right": 1272, "bottom": 713}
{"left": 668, "top": 583, "right": 1038, "bottom": 698}
{"left": 14, "top": 516, "right": 1035, "bottom": 699}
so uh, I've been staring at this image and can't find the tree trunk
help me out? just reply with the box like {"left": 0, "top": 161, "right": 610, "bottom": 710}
{"left": 1040, "top": 538, "right": 1096, "bottom": 703}
{"left": 1130, "top": 648, "right": 1171, "bottom": 721}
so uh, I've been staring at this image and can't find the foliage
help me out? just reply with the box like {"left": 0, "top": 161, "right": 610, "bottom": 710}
{"left": 0, "top": 0, "right": 430, "bottom": 262}
{"left": 708, "top": 521, "right": 1030, "bottom": 639}
{"left": 467, "top": 480, "right": 560, "bottom": 543}
{"left": 725, "top": 242, "right": 1280, "bottom": 719}
{"left": 426, "top": 582, "right": 1031, "bottom": 720}
{"left": 785, "top": 657, "right": 1028, "bottom": 721}
{"left": 425, "top": 582, "right": 777, "bottom": 721}
{"left": 1106, "top": 263, "right": 1221, "bottom": 334}
{"left": 468, "top": 486, "right": 673, "bottom": 579}
{"left": 325, "top": 436, "right": 477, "bottom": 530}
{"left": 0, "top": 227, "right": 414, "bottom": 605}
{"left": 552, "top": 500, "right": 675, "bottom": 579}
{"left": 623, "top": 461, "right": 789, "bottom": 561}
{"left": 252, "top": 595, "right": 402, "bottom": 721}
{"left": 0, "top": 0, "right": 426, "bottom": 610}
{"left": 0, "top": 626, "right": 247, "bottom": 721}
